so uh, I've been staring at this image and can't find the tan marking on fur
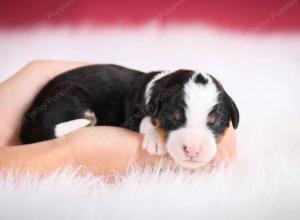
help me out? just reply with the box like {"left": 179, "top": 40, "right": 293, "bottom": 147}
{"left": 208, "top": 112, "right": 217, "bottom": 125}
{"left": 153, "top": 118, "right": 161, "bottom": 127}
{"left": 156, "top": 127, "right": 167, "bottom": 144}
{"left": 153, "top": 118, "right": 167, "bottom": 144}
{"left": 173, "top": 110, "right": 182, "bottom": 121}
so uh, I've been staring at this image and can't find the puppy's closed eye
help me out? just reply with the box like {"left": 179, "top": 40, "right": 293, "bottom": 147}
{"left": 207, "top": 112, "right": 218, "bottom": 125}
{"left": 172, "top": 110, "right": 182, "bottom": 121}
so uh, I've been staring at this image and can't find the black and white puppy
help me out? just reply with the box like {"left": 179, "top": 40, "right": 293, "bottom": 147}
{"left": 20, "top": 64, "right": 239, "bottom": 168}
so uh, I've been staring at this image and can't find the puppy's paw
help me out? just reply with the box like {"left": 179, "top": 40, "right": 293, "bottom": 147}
{"left": 139, "top": 116, "right": 167, "bottom": 156}
{"left": 142, "top": 131, "right": 167, "bottom": 155}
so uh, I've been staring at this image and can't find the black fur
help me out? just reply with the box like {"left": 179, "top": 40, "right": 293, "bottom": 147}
{"left": 146, "top": 71, "right": 239, "bottom": 139}
{"left": 20, "top": 65, "right": 239, "bottom": 144}
{"left": 209, "top": 74, "right": 240, "bottom": 131}
{"left": 20, "top": 64, "right": 145, "bottom": 143}
{"left": 194, "top": 73, "right": 208, "bottom": 85}
{"left": 147, "top": 70, "right": 193, "bottom": 132}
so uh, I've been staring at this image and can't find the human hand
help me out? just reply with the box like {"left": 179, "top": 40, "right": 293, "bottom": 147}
{"left": 0, "top": 60, "right": 236, "bottom": 176}
{"left": 0, "top": 60, "right": 89, "bottom": 147}
{"left": 0, "top": 60, "right": 162, "bottom": 176}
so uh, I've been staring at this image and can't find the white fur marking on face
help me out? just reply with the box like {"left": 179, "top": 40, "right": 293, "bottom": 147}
{"left": 184, "top": 73, "right": 219, "bottom": 129}
{"left": 55, "top": 119, "right": 91, "bottom": 138}
{"left": 164, "top": 73, "right": 219, "bottom": 168}
{"left": 145, "top": 71, "right": 173, "bottom": 105}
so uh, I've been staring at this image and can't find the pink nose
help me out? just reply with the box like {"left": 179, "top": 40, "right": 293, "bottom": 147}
{"left": 183, "top": 146, "right": 201, "bottom": 158}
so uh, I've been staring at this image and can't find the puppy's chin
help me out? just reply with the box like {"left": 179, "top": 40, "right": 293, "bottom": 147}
{"left": 166, "top": 129, "right": 217, "bottom": 169}
{"left": 167, "top": 150, "right": 216, "bottom": 169}
{"left": 176, "top": 160, "right": 209, "bottom": 169}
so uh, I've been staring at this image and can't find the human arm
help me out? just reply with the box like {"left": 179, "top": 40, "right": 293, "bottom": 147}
{"left": 0, "top": 60, "right": 236, "bottom": 177}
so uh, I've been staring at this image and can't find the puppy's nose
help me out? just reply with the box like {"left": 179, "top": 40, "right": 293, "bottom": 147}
{"left": 183, "top": 146, "right": 201, "bottom": 158}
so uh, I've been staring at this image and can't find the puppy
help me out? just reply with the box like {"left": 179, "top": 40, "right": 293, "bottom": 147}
{"left": 20, "top": 64, "right": 239, "bottom": 168}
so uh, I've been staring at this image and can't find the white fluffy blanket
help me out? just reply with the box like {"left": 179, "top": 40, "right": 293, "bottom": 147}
{"left": 0, "top": 26, "right": 300, "bottom": 220}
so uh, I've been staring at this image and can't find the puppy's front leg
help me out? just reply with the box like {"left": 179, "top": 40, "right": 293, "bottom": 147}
{"left": 139, "top": 116, "right": 167, "bottom": 155}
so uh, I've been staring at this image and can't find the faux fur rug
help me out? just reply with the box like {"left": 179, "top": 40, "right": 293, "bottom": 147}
{"left": 0, "top": 25, "right": 300, "bottom": 219}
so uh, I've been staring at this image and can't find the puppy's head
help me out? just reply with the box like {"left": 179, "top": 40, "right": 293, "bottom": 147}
{"left": 145, "top": 70, "right": 239, "bottom": 168}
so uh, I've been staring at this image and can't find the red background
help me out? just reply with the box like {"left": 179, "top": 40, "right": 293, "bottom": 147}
{"left": 0, "top": 0, "right": 300, "bottom": 32}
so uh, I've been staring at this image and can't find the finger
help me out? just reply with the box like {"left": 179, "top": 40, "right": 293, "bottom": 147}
{"left": 209, "top": 123, "right": 236, "bottom": 167}
{"left": 0, "top": 60, "right": 89, "bottom": 111}
{"left": 64, "top": 126, "right": 165, "bottom": 174}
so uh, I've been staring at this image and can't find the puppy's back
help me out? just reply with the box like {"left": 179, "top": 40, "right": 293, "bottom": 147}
{"left": 20, "top": 64, "right": 144, "bottom": 144}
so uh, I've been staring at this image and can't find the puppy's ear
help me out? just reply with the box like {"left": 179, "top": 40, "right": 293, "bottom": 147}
{"left": 224, "top": 92, "right": 239, "bottom": 129}
{"left": 147, "top": 90, "right": 161, "bottom": 119}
